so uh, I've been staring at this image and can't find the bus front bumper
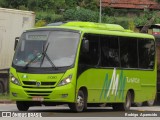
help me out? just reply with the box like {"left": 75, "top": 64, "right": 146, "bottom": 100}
{"left": 10, "top": 83, "right": 75, "bottom": 103}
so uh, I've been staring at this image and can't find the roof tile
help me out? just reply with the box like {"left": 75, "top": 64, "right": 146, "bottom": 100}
{"left": 102, "top": 0, "right": 160, "bottom": 9}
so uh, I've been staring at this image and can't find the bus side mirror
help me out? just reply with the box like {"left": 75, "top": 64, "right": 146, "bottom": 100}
{"left": 14, "top": 37, "right": 19, "bottom": 50}
{"left": 82, "top": 39, "right": 89, "bottom": 53}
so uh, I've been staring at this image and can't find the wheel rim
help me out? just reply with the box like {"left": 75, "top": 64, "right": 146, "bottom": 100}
{"left": 77, "top": 94, "right": 84, "bottom": 110}
{"left": 125, "top": 92, "right": 131, "bottom": 109}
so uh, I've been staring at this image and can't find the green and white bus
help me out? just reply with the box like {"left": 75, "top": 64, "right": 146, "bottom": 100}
{"left": 10, "top": 21, "right": 156, "bottom": 112}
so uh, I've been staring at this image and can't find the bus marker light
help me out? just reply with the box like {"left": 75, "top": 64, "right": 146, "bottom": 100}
{"left": 62, "top": 94, "right": 68, "bottom": 98}
{"left": 12, "top": 92, "right": 17, "bottom": 97}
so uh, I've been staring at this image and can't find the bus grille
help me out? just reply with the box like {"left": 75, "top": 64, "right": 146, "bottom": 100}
{"left": 25, "top": 90, "right": 52, "bottom": 96}
{"left": 23, "top": 81, "right": 56, "bottom": 86}
{"left": 22, "top": 86, "right": 54, "bottom": 89}
{"left": 22, "top": 81, "right": 56, "bottom": 97}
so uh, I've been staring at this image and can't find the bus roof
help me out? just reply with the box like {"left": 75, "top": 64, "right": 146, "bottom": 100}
{"left": 30, "top": 21, "right": 155, "bottom": 39}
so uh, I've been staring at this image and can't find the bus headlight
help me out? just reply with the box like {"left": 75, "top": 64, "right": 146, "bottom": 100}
{"left": 11, "top": 75, "right": 21, "bottom": 86}
{"left": 58, "top": 75, "right": 72, "bottom": 86}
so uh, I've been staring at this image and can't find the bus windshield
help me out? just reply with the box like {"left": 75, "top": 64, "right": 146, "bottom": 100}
{"left": 13, "top": 30, "right": 80, "bottom": 68}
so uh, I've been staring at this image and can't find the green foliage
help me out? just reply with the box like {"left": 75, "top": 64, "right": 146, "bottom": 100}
{"left": 0, "top": 0, "right": 28, "bottom": 9}
{"left": 0, "top": 94, "right": 10, "bottom": 99}
{"left": 65, "top": 0, "right": 77, "bottom": 8}
{"left": 102, "top": 16, "right": 130, "bottom": 29}
{"left": 36, "top": 11, "right": 64, "bottom": 23}
{"left": 35, "top": 20, "right": 46, "bottom": 27}
{"left": 102, "top": 7, "right": 115, "bottom": 16}
{"left": 128, "top": 20, "right": 135, "bottom": 30}
{"left": 102, "top": 16, "right": 116, "bottom": 24}
{"left": 19, "top": 5, "right": 28, "bottom": 10}
{"left": 115, "top": 18, "right": 129, "bottom": 29}
{"left": 63, "top": 8, "right": 99, "bottom": 22}
{"left": 77, "top": 0, "right": 98, "bottom": 11}
{"left": 155, "top": 17, "right": 160, "bottom": 23}
{"left": 27, "top": 0, "right": 55, "bottom": 12}
{"left": 0, "top": 0, "right": 8, "bottom": 7}
{"left": 133, "top": 11, "right": 159, "bottom": 26}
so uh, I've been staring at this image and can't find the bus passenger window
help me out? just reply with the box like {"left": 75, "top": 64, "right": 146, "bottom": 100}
{"left": 101, "top": 36, "right": 120, "bottom": 67}
{"left": 79, "top": 34, "right": 99, "bottom": 66}
{"left": 120, "top": 37, "right": 138, "bottom": 68}
{"left": 138, "top": 39, "right": 155, "bottom": 69}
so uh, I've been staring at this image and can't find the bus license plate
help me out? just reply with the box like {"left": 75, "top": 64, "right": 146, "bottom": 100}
{"left": 32, "top": 96, "right": 44, "bottom": 101}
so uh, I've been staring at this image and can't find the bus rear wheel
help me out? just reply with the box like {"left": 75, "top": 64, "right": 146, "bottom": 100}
{"left": 112, "top": 91, "right": 131, "bottom": 111}
{"left": 16, "top": 101, "right": 29, "bottom": 111}
{"left": 68, "top": 90, "right": 86, "bottom": 112}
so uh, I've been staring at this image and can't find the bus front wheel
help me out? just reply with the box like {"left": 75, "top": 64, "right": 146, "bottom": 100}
{"left": 112, "top": 91, "right": 131, "bottom": 111}
{"left": 16, "top": 101, "right": 29, "bottom": 111}
{"left": 68, "top": 90, "right": 86, "bottom": 112}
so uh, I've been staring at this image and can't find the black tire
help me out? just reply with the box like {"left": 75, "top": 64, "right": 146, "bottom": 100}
{"left": 68, "top": 90, "right": 86, "bottom": 112}
{"left": 0, "top": 82, "right": 4, "bottom": 94}
{"left": 16, "top": 101, "right": 29, "bottom": 111}
{"left": 112, "top": 91, "right": 131, "bottom": 111}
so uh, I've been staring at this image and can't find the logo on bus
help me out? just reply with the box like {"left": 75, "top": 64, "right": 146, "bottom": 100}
{"left": 100, "top": 68, "right": 140, "bottom": 101}
{"left": 100, "top": 68, "right": 126, "bottom": 101}
{"left": 22, "top": 74, "right": 28, "bottom": 79}
{"left": 36, "top": 81, "right": 41, "bottom": 87}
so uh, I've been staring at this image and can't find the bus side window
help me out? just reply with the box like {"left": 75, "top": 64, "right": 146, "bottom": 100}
{"left": 138, "top": 39, "right": 155, "bottom": 69}
{"left": 120, "top": 37, "right": 138, "bottom": 68}
{"left": 79, "top": 34, "right": 99, "bottom": 66}
{"left": 101, "top": 35, "right": 120, "bottom": 67}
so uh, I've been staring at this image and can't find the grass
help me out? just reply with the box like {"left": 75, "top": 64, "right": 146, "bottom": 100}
{"left": 0, "top": 93, "right": 10, "bottom": 100}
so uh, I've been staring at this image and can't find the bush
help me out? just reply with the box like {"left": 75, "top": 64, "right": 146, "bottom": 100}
{"left": 35, "top": 20, "right": 46, "bottom": 27}
{"left": 63, "top": 8, "right": 99, "bottom": 22}
{"left": 134, "top": 16, "right": 148, "bottom": 26}
{"left": 102, "top": 16, "right": 116, "bottom": 24}
{"left": 116, "top": 19, "right": 129, "bottom": 29}
{"left": 128, "top": 20, "right": 135, "bottom": 30}
{"left": 36, "top": 11, "right": 64, "bottom": 24}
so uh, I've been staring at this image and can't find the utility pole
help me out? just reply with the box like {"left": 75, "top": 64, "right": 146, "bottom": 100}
{"left": 99, "top": 0, "right": 102, "bottom": 23}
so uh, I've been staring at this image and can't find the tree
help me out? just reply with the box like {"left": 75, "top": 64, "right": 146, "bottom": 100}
{"left": 63, "top": 8, "right": 99, "bottom": 22}
{"left": 27, "top": 0, "right": 55, "bottom": 12}
{"left": 65, "top": 0, "right": 77, "bottom": 8}
{"left": 77, "top": 0, "right": 98, "bottom": 11}
{"left": 0, "top": 0, "right": 28, "bottom": 9}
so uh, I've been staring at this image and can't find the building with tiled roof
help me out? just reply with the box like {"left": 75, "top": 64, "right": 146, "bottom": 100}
{"left": 102, "top": 0, "right": 160, "bottom": 10}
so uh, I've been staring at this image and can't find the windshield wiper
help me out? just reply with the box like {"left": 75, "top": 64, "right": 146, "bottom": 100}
{"left": 24, "top": 53, "right": 42, "bottom": 69}
{"left": 24, "top": 42, "right": 57, "bottom": 69}
{"left": 40, "top": 42, "right": 58, "bottom": 70}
